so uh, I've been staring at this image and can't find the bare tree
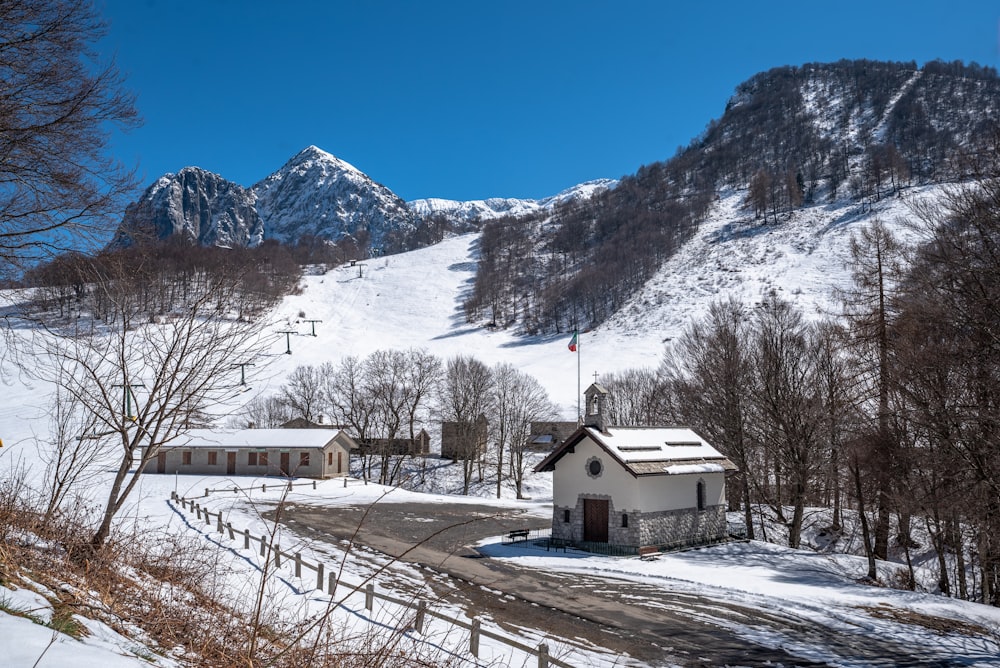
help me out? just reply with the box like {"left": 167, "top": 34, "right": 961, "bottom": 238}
{"left": 32, "top": 255, "right": 271, "bottom": 550}
{"left": 896, "top": 177, "right": 1000, "bottom": 605}
{"left": 748, "top": 295, "right": 827, "bottom": 549}
{"left": 279, "top": 364, "right": 325, "bottom": 423}
{"left": 365, "top": 349, "right": 409, "bottom": 485}
{"left": 662, "top": 297, "right": 757, "bottom": 537}
{"left": 401, "top": 348, "right": 441, "bottom": 443}
{"left": 0, "top": 0, "right": 139, "bottom": 271}
{"left": 37, "top": 385, "right": 107, "bottom": 529}
{"left": 229, "top": 394, "right": 293, "bottom": 429}
{"left": 837, "top": 218, "right": 909, "bottom": 560}
{"left": 324, "top": 357, "right": 375, "bottom": 481}
{"left": 601, "top": 367, "right": 666, "bottom": 426}
{"left": 492, "top": 363, "right": 554, "bottom": 499}
{"left": 440, "top": 355, "right": 493, "bottom": 495}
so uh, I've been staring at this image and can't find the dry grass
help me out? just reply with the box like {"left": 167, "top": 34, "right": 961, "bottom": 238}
{"left": 860, "top": 603, "right": 994, "bottom": 637}
{"left": 0, "top": 484, "right": 463, "bottom": 667}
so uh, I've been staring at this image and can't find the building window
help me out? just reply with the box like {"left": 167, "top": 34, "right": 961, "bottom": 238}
{"left": 327, "top": 452, "right": 333, "bottom": 466}
{"left": 585, "top": 456, "right": 603, "bottom": 479}
{"left": 207, "top": 451, "right": 217, "bottom": 466}
{"left": 563, "top": 509, "right": 571, "bottom": 523}
{"left": 300, "top": 452, "right": 310, "bottom": 467}
{"left": 259, "top": 452, "right": 268, "bottom": 467}
{"left": 182, "top": 451, "right": 191, "bottom": 466}
{"left": 248, "top": 452, "right": 257, "bottom": 466}
{"left": 622, "top": 513, "right": 628, "bottom": 528}
{"left": 696, "top": 480, "right": 706, "bottom": 512}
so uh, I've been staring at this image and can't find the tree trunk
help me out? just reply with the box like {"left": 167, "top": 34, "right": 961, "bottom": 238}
{"left": 852, "top": 459, "right": 878, "bottom": 581}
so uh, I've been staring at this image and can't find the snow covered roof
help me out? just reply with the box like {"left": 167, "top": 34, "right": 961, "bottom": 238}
{"left": 171, "top": 429, "right": 353, "bottom": 450}
{"left": 599, "top": 426, "right": 724, "bottom": 462}
{"left": 534, "top": 426, "right": 737, "bottom": 477}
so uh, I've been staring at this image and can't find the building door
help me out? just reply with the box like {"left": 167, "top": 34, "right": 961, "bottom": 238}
{"left": 583, "top": 499, "right": 609, "bottom": 543}
{"left": 227, "top": 452, "right": 236, "bottom": 475}
{"left": 280, "top": 452, "right": 290, "bottom": 476}
{"left": 337, "top": 451, "right": 343, "bottom": 474}
{"left": 157, "top": 451, "right": 166, "bottom": 474}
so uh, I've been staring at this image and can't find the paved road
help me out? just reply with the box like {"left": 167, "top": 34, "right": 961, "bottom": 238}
{"left": 269, "top": 501, "right": 956, "bottom": 667}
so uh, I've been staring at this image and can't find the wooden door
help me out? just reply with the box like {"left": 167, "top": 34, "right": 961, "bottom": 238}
{"left": 280, "top": 452, "right": 290, "bottom": 476}
{"left": 583, "top": 499, "right": 609, "bottom": 543}
{"left": 337, "top": 451, "right": 343, "bottom": 474}
{"left": 157, "top": 451, "right": 166, "bottom": 474}
{"left": 226, "top": 452, "right": 236, "bottom": 475}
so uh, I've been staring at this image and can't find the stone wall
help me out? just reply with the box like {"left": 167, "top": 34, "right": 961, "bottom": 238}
{"left": 551, "top": 495, "right": 727, "bottom": 549}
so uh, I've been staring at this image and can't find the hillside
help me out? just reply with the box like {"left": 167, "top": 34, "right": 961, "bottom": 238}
{"left": 465, "top": 59, "right": 1000, "bottom": 334}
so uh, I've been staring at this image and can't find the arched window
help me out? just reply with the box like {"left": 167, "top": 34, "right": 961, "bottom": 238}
{"left": 696, "top": 480, "right": 706, "bottom": 512}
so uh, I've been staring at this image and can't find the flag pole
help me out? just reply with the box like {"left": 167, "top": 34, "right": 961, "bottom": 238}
{"left": 576, "top": 330, "right": 581, "bottom": 425}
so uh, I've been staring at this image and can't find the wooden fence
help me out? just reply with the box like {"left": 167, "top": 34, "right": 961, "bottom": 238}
{"left": 200, "top": 479, "right": 321, "bottom": 498}
{"left": 171, "top": 492, "right": 573, "bottom": 668}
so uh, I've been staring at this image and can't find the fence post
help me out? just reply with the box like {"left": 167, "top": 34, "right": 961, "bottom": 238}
{"left": 312, "top": 480, "right": 316, "bottom": 490}
{"left": 227, "top": 522, "right": 235, "bottom": 540}
{"left": 204, "top": 509, "right": 211, "bottom": 526}
{"left": 538, "top": 643, "right": 549, "bottom": 668}
{"left": 328, "top": 572, "right": 337, "bottom": 596}
{"left": 259, "top": 535, "right": 267, "bottom": 557}
{"left": 365, "top": 583, "right": 374, "bottom": 611}
{"left": 262, "top": 484, "right": 267, "bottom": 494}
{"left": 343, "top": 477, "right": 347, "bottom": 488}
{"left": 205, "top": 487, "right": 209, "bottom": 498}
{"left": 294, "top": 552, "right": 302, "bottom": 578}
{"left": 274, "top": 545, "right": 281, "bottom": 568}
{"left": 316, "top": 563, "right": 324, "bottom": 591}
{"left": 470, "top": 618, "right": 480, "bottom": 657}
{"left": 415, "top": 599, "right": 426, "bottom": 634}
{"left": 243, "top": 528, "right": 250, "bottom": 550}
{"left": 195, "top": 505, "right": 201, "bottom": 521}
{"left": 217, "top": 514, "right": 224, "bottom": 534}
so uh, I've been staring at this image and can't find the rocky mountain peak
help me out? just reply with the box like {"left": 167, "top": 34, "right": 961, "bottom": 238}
{"left": 252, "top": 147, "right": 419, "bottom": 252}
{"left": 112, "top": 166, "right": 263, "bottom": 248}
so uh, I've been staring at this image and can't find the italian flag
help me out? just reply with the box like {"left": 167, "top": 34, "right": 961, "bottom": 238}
{"left": 567, "top": 330, "right": 578, "bottom": 352}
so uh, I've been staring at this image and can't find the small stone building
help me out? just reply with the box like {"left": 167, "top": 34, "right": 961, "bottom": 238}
{"left": 359, "top": 429, "right": 432, "bottom": 456}
{"left": 143, "top": 428, "right": 358, "bottom": 478}
{"left": 534, "top": 384, "right": 736, "bottom": 551}
{"left": 440, "top": 415, "right": 488, "bottom": 460}
{"left": 527, "top": 420, "right": 578, "bottom": 451}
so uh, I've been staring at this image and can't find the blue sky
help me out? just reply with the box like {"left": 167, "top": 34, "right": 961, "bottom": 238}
{"left": 99, "top": 1, "right": 1000, "bottom": 202}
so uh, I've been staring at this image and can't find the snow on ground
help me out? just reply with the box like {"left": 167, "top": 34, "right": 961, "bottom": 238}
{"left": 606, "top": 186, "right": 936, "bottom": 341}
{"left": 478, "top": 537, "right": 1000, "bottom": 667}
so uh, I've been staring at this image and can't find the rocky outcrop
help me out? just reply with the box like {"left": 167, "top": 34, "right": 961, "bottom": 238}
{"left": 113, "top": 167, "right": 263, "bottom": 248}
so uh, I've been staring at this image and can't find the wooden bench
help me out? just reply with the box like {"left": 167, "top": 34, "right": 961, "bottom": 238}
{"left": 507, "top": 529, "right": 530, "bottom": 542}
{"left": 638, "top": 546, "right": 660, "bottom": 560}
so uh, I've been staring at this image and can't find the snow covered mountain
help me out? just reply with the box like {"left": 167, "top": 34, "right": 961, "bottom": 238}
{"left": 112, "top": 147, "right": 614, "bottom": 251}
{"left": 407, "top": 179, "right": 617, "bottom": 224}
{"left": 113, "top": 167, "right": 263, "bottom": 248}
{"left": 252, "top": 146, "right": 422, "bottom": 253}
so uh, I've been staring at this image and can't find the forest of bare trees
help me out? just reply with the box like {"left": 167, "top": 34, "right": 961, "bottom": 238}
{"left": 242, "top": 351, "right": 555, "bottom": 498}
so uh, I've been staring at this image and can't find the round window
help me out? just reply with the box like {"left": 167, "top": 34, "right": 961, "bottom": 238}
{"left": 586, "top": 456, "right": 603, "bottom": 478}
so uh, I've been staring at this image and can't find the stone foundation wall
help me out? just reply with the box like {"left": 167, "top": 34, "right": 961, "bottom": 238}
{"left": 636, "top": 505, "right": 727, "bottom": 548}
{"left": 551, "top": 496, "right": 727, "bottom": 549}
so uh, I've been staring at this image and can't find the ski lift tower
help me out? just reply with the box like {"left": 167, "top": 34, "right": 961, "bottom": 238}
{"left": 277, "top": 330, "right": 296, "bottom": 355}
